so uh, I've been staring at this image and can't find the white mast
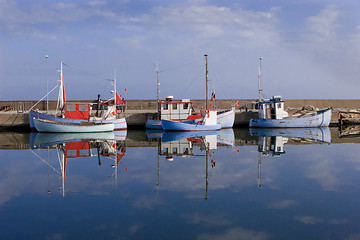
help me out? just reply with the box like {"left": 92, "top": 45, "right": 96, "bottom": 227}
{"left": 57, "top": 61, "right": 65, "bottom": 113}
{"left": 45, "top": 55, "right": 48, "bottom": 112}
{"left": 156, "top": 63, "right": 160, "bottom": 119}
{"left": 114, "top": 69, "right": 117, "bottom": 105}
{"left": 205, "top": 54, "right": 208, "bottom": 110}
{"left": 258, "top": 57, "right": 263, "bottom": 103}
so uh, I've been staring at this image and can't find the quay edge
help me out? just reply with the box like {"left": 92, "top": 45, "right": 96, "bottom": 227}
{"left": 1, "top": 99, "right": 359, "bottom": 131}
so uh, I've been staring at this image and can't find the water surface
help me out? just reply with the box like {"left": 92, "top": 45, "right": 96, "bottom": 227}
{"left": 0, "top": 128, "right": 359, "bottom": 239}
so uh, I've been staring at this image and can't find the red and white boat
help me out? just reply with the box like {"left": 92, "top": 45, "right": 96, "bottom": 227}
{"left": 29, "top": 62, "right": 127, "bottom": 132}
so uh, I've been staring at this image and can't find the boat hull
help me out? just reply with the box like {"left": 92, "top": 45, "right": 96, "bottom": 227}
{"left": 145, "top": 119, "right": 163, "bottom": 130}
{"left": 249, "top": 108, "right": 332, "bottom": 128}
{"left": 217, "top": 107, "right": 235, "bottom": 128}
{"left": 146, "top": 108, "right": 235, "bottom": 130}
{"left": 33, "top": 118, "right": 114, "bottom": 133}
{"left": 249, "top": 127, "right": 331, "bottom": 143}
{"left": 161, "top": 119, "right": 221, "bottom": 132}
{"left": 29, "top": 110, "right": 127, "bottom": 131}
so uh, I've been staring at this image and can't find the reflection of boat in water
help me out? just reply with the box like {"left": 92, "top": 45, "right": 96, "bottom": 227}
{"left": 156, "top": 129, "right": 235, "bottom": 199}
{"left": 216, "top": 128, "right": 235, "bottom": 147}
{"left": 252, "top": 127, "right": 331, "bottom": 188}
{"left": 159, "top": 131, "right": 219, "bottom": 160}
{"left": 161, "top": 131, "right": 219, "bottom": 143}
{"left": 160, "top": 129, "right": 234, "bottom": 148}
{"left": 30, "top": 131, "right": 127, "bottom": 149}
{"left": 145, "top": 129, "right": 164, "bottom": 139}
{"left": 249, "top": 127, "right": 331, "bottom": 143}
{"left": 29, "top": 132, "right": 127, "bottom": 197}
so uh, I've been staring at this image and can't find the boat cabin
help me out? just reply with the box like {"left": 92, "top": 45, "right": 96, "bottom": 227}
{"left": 258, "top": 96, "right": 288, "bottom": 120}
{"left": 160, "top": 96, "right": 195, "bottom": 120}
{"left": 64, "top": 103, "right": 90, "bottom": 120}
{"left": 258, "top": 136, "right": 287, "bottom": 157}
{"left": 160, "top": 138, "right": 193, "bottom": 159}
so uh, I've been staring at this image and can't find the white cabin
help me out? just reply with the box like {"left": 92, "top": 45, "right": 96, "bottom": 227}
{"left": 258, "top": 136, "right": 287, "bottom": 156}
{"left": 160, "top": 138, "right": 193, "bottom": 158}
{"left": 203, "top": 110, "right": 218, "bottom": 126}
{"left": 160, "top": 96, "right": 194, "bottom": 120}
{"left": 258, "top": 96, "right": 289, "bottom": 120}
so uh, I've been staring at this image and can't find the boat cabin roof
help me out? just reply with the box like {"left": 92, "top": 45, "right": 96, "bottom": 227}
{"left": 260, "top": 96, "right": 285, "bottom": 104}
{"left": 159, "top": 99, "right": 194, "bottom": 104}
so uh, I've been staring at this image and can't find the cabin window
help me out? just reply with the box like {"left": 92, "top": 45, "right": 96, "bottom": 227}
{"left": 183, "top": 103, "right": 189, "bottom": 109}
{"left": 163, "top": 148, "right": 168, "bottom": 154}
{"left": 163, "top": 104, "right": 168, "bottom": 110}
{"left": 172, "top": 147, "right": 177, "bottom": 154}
{"left": 79, "top": 149, "right": 89, "bottom": 157}
{"left": 67, "top": 150, "right": 77, "bottom": 157}
{"left": 173, "top": 103, "right": 177, "bottom": 110}
{"left": 277, "top": 103, "right": 281, "bottom": 108}
{"left": 66, "top": 104, "right": 76, "bottom": 111}
{"left": 79, "top": 104, "right": 88, "bottom": 111}
{"left": 277, "top": 147, "right": 282, "bottom": 152}
{"left": 183, "top": 148, "right": 189, "bottom": 154}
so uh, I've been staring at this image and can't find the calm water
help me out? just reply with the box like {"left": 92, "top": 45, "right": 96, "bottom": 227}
{"left": 0, "top": 128, "right": 359, "bottom": 240}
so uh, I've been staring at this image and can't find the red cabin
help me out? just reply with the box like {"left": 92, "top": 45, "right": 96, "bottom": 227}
{"left": 64, "top": 103, "right": 90, "bottom": 120}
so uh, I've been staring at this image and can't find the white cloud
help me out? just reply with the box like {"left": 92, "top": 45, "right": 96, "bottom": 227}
{"left": 87, "top": 1, "right": 108, "bottom": 7}
{"left": 197, "top": 227, "right": 269, "bottom": 240}
{"left": 183, "top": 212, "right": 232, "bottom": 226}
{"left": 267, "top": 199, "right": 297, "bottom": 209}
{"left": 306, "top": 5, "right": 342, "bottom": 39}
{"left": 294, "top": 216, "right": 323, "bottom": 224}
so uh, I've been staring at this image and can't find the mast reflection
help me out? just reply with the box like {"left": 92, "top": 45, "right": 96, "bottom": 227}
{"left": 147, "top": 129, "right": 235, "bottom": 199}
{"left": 29, "top": 131, "right": 127, "bottom": 197}
{"left": 250, "top": 127, "right": 331, "bottom": 188}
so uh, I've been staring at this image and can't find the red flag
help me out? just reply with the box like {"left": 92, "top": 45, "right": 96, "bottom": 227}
{"left": 116, "top": 153, "right": 124, "bottom": 165}
{"left": 236, "top": 101, "right": 239, "bottom": 106}
{"left": 116, "top": 93, "right": 121, "bottom": 104}
{"left": 62, "top": 76, "right": 66, "bottom": 103}
{"left": 124, "top": 88, "right": 127, "bottom": 93}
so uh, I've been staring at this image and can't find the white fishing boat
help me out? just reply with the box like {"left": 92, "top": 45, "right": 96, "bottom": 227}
{"left": 249, "top": 58, "right": 332, "bottom": 128}
{"left": 161, "top": 55, "right": 222, "bottom": 132}
{"left": 29, "top": 62, "right": 127, "bottom": 131}
{"left": 146, "top": 97, "right": 200, "bottom": 129}
{"left": 162, "top": 110, "right": 221, "bottom": 131}
{"left": 146, "top": 63, "right": 234, "bottom": 129}
{"left": 33, "top": 118, "right": 114, "bottom": 133}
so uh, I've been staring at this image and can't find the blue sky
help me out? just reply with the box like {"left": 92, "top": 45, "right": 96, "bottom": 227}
{"left": 0, "top": 0, "right": 359, "bottom": 101}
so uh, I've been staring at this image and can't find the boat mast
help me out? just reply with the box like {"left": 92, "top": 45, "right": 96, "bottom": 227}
{"left": 156, "top": 63, "right": 160, "bottom": 120}
{"left": 114, "top": 69, "right": 117, "bottom": 105}
{"left": 258, "top": 57, "right": 263, "bottom": 103}
{"left": 205, "top": 54, "right": 208, "bottom": 110}
{"left": 45, "top": 55, "right": 48, "bottom": 112}
{"left": 205, "top": 143, "right": 209, "bottom": 200}
{"left": 56, "top": 61, "right": 64, "bottom": 113}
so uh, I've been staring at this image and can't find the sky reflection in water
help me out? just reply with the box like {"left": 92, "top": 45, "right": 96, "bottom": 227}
{"left": 0, "top": 128, "right": 359, "bottom": 240}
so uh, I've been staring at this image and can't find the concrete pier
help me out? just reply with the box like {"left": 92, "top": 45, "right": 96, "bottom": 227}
{"left": 1, "top": 98, "right": 360, "bottom": 130}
